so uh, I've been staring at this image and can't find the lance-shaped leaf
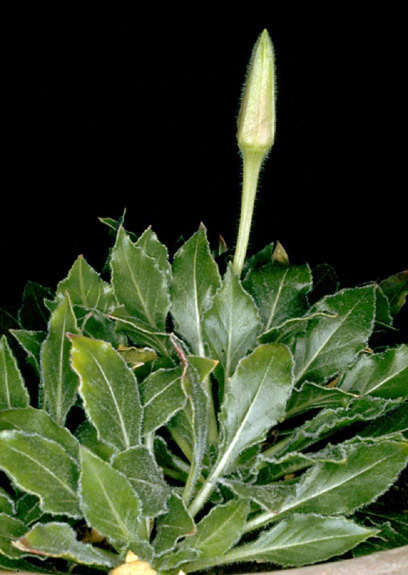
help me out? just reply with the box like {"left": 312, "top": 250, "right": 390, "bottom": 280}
{"left": 112, "top": 446, "right": 170, "bottom": 518}
{"left": 271, "top": 397, "right": 394, "bottom": 457}
{"left": 182, "top": 367, "right": 209, "bottom": 504}
{"left": 277, "top": 439, "right": 408, "bottom": 519}
{"left": 0, "top": 513, "right": 26, "bottom": 559}
{"left": 361, "top": 403, "right": 408, "bottom": 438}
{"left": 220, "top": 515, "right": 376, "bottom": 568}
{"left": 0, "top": 335, "right": 29, "bottom": 410}
{"left": 171, "top": 225, "right": 221, "bottom": 355}
{"left": 293, "top": 286, "right": 375, "bottom": 384}
{"left": 56, "top": 255, "right": 116, "bottom": 312}
{"left": 0, "top": 407, "right": 79, "bottom": 459}
{"left": 203, "top": 266, "right": 261, "bottom": 381}
{"left": 79, "top": 447, "right": 146, "bottom": 549}
{"left": 0, "top": 488, "right": 14, "bottom": 515}
{"left": 10, "top": 329, "right": 45, "bottom": 375}
{"left": 70, "top": 335, "right": 142, "bottom": 451}
{"left": 14, "top": 522, "right": 119, "bottom": 568}
{"left": 139, "top": 366, "right": 185, "bottom": 435}
{"left": 244, "top": 263, "right": 312, "bottom": 331}
{"left": 218, "top": 343, "right": 294, "bottom": 473}
{"left": 110, "top": 226, "right": 170, "bottom": 331}
{"left": 40, "top": 295, "right": 79, "bottom": 425}
{"left": 187, "top": 499, "right": 249, "bottom": 558}
{"left": 0, "top": 431, "right": 80, "bottom": 517}
{"left": 339, "top": 345, "right": 408, "bottom": 399}
{"left": 135, "top": 227, "right": 172, "bottom": 281}
{"left": 284, "top": 381, "right": 354, "bottom": 418}
{"left": 154, "top": 493, "right": 195, "bottom": 556}
{"left": 173, "top": 499, "right": 249, "bottom": 570}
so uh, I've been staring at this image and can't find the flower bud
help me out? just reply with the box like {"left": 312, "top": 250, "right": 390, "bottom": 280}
{"left": 237, "top": 29, "right": 276, "bottom": 157}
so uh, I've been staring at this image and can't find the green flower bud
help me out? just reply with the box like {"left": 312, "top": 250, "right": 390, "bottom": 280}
{"left": 237, "top": 29, "right": 276, "bottom": 157}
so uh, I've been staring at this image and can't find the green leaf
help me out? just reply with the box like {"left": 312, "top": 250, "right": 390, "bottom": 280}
{"left": 181, "top": 361, "right": 210, "bottom": 504}
{"left": 75, "top": 420, "right": 116, "bottom": 461}
{"left": 0, "top": 407, "right": 79, "bottom": 459}
{"left": 139, "top": 366, "right": 185, "bottom": 435}
{"left": 10, "top": 329, "right": 45, "bottom": 375}
{"left": 244, "top": 263, "right": 312, "bottom": 331}
{"left": 154, "top": 493, "right": 195, "bottom": 556}
{"left": 339, "top": 345, "right": 408, "bottom": 399}
{"left": 40, "top": 295, "right": 80, "bottom": 425}
{"left": 135, "top": 227, "right": 172, "bottom": 281}
{"left": 361, "top": 403, "right": 408, "bottom": 438}
{"left": 221, "top": 479, "right": 292, "bottom": 514}
{"left": 293, "top": 286, "right": 375, "bottom": 384}
{"left": 203, "top": 266, "right": 261, "bottom": 381}
{"left": 79, "top": 447, "right": 147, "bottom": 549}
{"left": 15, "top": 494, "right": 43, "bottom": 526}
{"left": 380, "top": 270, "right": 408, "bottom": 316}
{"left": 219, "top": 515, "right": 376, "bottom": 568}
{"left": 0, "top": 335, "right": 29, "bottom": 409}
{"left": 19, "top": 282, "right": 53, "bottom": 330}
{"left": 56, "top": 255, "right": 116, "bottom": 313}
{"left": 276, "top": 439, "right": 408, "bottom": 519}
{"left": 0, "top": 430, "right": 80, "bottom": 517}
{"left": 109, "top": 305, "right": 171, "bottom": 356}
{"left": 374, "top": 284, "right": 394, "bottom": 328}
{"left": 117, "top": 345, "right": 157, "bottom": 369}
{"left": 181, "top": 499, "right": 249, "bottom": 565}
{"left": 285, "top": 381, "right": 355, "bottom": 418}
{"left": 243, "top": 242, "right": 275, "bottom": 274}
{"left": 187, "top": 356, "right": 218, "bottom": 381}
{"left": 0, "top": 488, "right": 14, "bottom": 515}
{"left": 268, "top": 397, "right": 397, "bottom": 457}
{"left": 70, "top": 335, "right": 142, "bottom": 451}
{"left": 352, "top": 521, "right": 407, "bottom": 556}
{"left": 14, "top": 522, "right": 119, "bottom": 568}
{"left": 110, "top": 226, "right": 170, "bottom": 331}
{"left": 0, "top": 513, "right": 27, "bottom": 559}
{"left": 259, "top": 311, "right": 338, "bottom": 344}
{"left": 171, "top": 225, "right": 221, "bottom": 355}
{"left": 218, "top": 343, "right": 294, "bottom": 473}
{"left": 112, "top": 446, "right": 170, "bottom": 517}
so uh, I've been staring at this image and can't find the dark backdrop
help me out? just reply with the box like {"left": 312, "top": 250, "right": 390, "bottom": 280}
{"left": 2, "top": 7, "right": 407, "bottom": 331}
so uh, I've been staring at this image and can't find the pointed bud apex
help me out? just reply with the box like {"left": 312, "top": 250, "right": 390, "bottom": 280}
{"left": 237, "top": 29, "right": 276, "bottom": 157}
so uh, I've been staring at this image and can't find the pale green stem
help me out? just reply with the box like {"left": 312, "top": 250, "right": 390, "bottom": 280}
{"left": 233, "top": 151, "right": 264, "bottom": 276}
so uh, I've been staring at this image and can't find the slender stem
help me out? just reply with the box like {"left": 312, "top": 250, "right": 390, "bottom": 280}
{"left": 243, "top": 509, "right": 279, "bottom": 533}
{"left": 233, "top": 151, "right": 264, "bottom": 276}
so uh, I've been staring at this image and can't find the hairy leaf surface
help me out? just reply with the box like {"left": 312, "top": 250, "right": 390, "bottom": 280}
{"left": 71, "top": 335, "right": 142, "bottom": 450}
{"left": 0, "top": 431, "right": 80, "bottom": 517}
{"left": 0, "top": 335, "right": 29, "bottom": 410}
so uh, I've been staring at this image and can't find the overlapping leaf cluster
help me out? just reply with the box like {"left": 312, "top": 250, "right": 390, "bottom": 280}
{"left": 0, "top": 221, "right": 407, "bottom": 574}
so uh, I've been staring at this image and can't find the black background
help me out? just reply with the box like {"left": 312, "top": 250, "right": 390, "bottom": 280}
{"left": 2, "top": 7, "right": 407, "bottom": 331}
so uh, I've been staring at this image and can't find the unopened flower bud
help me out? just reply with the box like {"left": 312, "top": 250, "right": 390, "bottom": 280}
{"left": 237, "top": 29, "right": 276, "bottom": 157}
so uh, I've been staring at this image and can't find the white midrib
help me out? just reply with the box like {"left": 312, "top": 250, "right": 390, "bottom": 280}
{"left": 92, "top": 463, "right": 131, "bottom": 540}
{"left": 248, "top": 452, "right": 391, "bottom": 531}
{"left": 123, "top": 241, "right": 156, "bottom": 329}
{"left": 88, "top": 353, "right": 130, "bottom": 449}
{"left": 194, "top": 355, "right": 275, "bottom": 510}
{"left": 295, "top": 301, "right": 359, "bottom": 382}
{"left": 6, "top": 443, "right": 77, "bottom": 499}
{"left": 142, "top": 375, "right": 181, "bottom": 408}
{"left": 265, "top": 269, "right": 289, "bottom": 331}
{"left": 231, "top": 531, "right": 363, "bottom": 559}
{"left": 365, "top": 364, "right": 408, "bottom": 394}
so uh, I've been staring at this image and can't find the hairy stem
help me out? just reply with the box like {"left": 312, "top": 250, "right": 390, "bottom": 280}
{"left": 233, "top": 151, "right": 264, "bottom": 276}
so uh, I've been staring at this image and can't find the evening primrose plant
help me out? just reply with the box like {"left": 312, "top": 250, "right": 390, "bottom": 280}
{"left": 0, "top": 30, "right": 408, "bottom": 575}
